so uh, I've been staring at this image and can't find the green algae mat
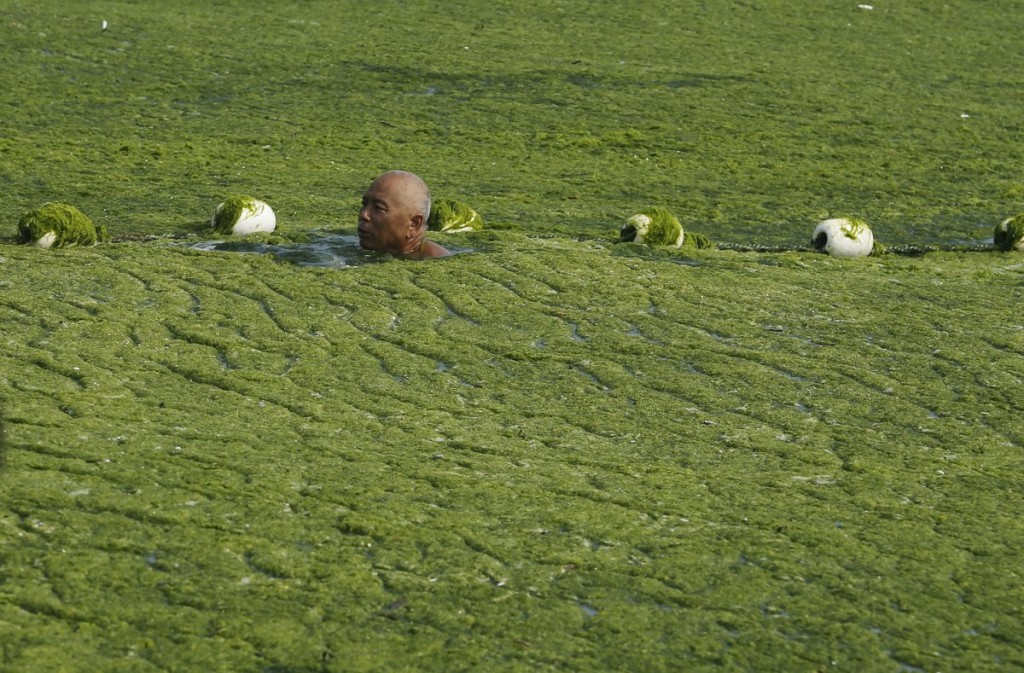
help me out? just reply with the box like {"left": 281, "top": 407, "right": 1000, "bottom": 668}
{"left": 3, "top": 1, "right": 1024, "bottom": 671}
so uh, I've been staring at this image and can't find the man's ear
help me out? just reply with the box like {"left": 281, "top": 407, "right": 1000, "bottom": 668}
{"left": 409, "top": 213, "right": 425, "bottom": 234}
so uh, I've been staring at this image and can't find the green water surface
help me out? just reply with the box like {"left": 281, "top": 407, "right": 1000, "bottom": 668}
{"left": 2, "top": 1, "right": 1024, "bottom": 671}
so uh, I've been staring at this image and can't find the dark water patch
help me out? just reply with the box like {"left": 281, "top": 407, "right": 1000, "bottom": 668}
{"left": 682, "top": 361, "right": 709, "bottom": 376}
{"left": 189, "top": 234, "right": 368, "bottom": 268}
{"left": 672, "top": 257, "right": 702, "bottom": 267}
{"left": 570, "top": 363, "right": 610, "bottom": 392}
{"left": 567, "top": 321, "right": 588, "bottom": 343}
{"left": 188, "top": 234, "right": 471, "bottom": 268}
{"left": 216, "top": 350, "right": 238, "bottom": 371}
{"left": 445, "top": 306, "right": 481, "bottom": 326}
{"left": 627, "top": 325, "right": 663, "bottom": 345}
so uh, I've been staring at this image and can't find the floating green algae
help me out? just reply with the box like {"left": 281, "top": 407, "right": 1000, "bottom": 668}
{"left": 2, "top": 1, "right": 1024, "bottom": 671}
{"left": 2, "top": 1, "right": 1023, "bottom": 245}
{"left": 427, "top": 198, "right": 484, "bottom": 233}
{"left": 682, "top": 230, "right": 713, "bottom": 249}
{"left": 2, "top": 238, "right": 1023, "bottom": 672}
{"left": 16, "top": 203, "right": 107, "bottom": 248}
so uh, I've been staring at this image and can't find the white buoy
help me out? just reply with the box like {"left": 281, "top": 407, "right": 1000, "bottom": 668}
{"left": 210, "top": 197, "right": 276, "bottom": 236}
{"left": 812, "top": 217, "right": 873, "bottom": 258}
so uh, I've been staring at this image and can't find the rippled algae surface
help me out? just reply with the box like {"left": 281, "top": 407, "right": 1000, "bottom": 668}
{"left": 3, "top": 1, "right": 1024, "bottom": 672}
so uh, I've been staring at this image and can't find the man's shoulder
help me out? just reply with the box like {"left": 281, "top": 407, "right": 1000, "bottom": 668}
{"left": 422, "top": 240, "right": 450, "bottom": 258}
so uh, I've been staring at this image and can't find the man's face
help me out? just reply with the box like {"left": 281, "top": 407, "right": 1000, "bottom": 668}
{"left": 358, "top": 177, "right": 411, "bottom": 253}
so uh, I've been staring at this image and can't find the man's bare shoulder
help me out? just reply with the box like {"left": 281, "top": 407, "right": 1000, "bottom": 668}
{"left": 421, "top": 240, "right": 450, "bottom": 258}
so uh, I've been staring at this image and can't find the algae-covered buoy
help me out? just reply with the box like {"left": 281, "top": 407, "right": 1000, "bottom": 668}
{"left": 619, "top": 207, "right": 684, "bottom": 247}
{"left": 17, "top": 202, "right": 108, "bottom": 248}
{"left": 211, "top": 196, "right": 276, "bottom": 235}
{"left": 812, "top": 217, "right": 874, "bottom": 258}
{"left": 427, "top": 198, "right": 483, "bottom": 233}
{"left": 993, "top": 214, "right": 1024, "bottom": 252}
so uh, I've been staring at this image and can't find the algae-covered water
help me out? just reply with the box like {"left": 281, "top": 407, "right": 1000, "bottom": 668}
{"left": 2, "top": 1, "right": 1024, "bottom": 671}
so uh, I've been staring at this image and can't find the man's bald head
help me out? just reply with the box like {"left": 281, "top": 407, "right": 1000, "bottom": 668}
{"left": 372, "top": 170, "right": 431, "bottom": 223}
{"left": 358, "top": 170, "right": 446, "bottom": 258}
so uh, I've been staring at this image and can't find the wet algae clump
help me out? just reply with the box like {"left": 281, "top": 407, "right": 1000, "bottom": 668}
{"left": 210, "top": 195, "right": 257, "bottom": 234}
{"left": 16, "top": 203, "right": 107, "bottom": 248}
{"left": 619, "top": 207, "right": 684, "bottom": 246}
{"left": 994, "top": 214, "right": 1024, "bottom": 251}
{"left": 427, "top": 198, "right": 484, "bottom": 233}
{"left": 617, "top": 208, "right": 712, "bottom": 248}
{"left": 682, "top": 230, "right": 713, "bottom": 249}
